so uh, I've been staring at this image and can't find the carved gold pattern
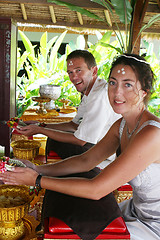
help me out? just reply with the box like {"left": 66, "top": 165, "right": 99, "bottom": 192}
{"left": 116, "top": 191, "right": 133, "bottom": 203}
{"left": 0, "top": 185, "right": 34, "bottom": 240}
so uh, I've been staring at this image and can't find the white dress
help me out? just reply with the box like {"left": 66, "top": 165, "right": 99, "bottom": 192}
{"left": 118, "top": 120, "right": 160, "bottom": 240}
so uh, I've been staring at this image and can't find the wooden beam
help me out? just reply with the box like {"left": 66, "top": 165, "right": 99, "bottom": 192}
{"left": 104, "top": 9, "right": 112, "bottom": 26}
{"left": 77, "top": 12, "right": 83, "bottom": 25}
{"left": 49, "top": 5, "right": 56, "bottom": 23}
{"left": 84, "top": 34, "right": 88, "bottom": 49}
{"left": 130, "top": 0, "right": 149, "bottom": 54}
{"left": 20, "top": 3, "right": 27, "bottom": 20}
{"left": 156, "top": 0, "right": 160, "bottom": 8}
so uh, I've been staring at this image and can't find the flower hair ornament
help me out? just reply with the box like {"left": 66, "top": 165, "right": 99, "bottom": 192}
{"left": 121, "top": 55, "right": 150, "bottom": 65}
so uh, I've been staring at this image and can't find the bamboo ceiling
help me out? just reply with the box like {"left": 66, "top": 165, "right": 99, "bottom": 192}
{"left": 0, "top": 0, "right": 160, "bottom": 37}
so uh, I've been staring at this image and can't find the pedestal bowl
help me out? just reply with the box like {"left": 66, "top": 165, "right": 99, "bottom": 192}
{"left": 39, "top": 84, "right": 61, "bottom": 110}
{"left": 0, "top": 185, "right": 34, "bottom": 240}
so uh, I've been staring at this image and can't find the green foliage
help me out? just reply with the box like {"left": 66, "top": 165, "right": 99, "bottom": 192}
{"left": 17, "top": 31, "right": 81, "bottom": 117}
{"left": 47, "top": 0, "right": 160, "bottom": 54}
{"left": 17, "top": 30, "right": 160, "bottom": 118}
{"left": 142, "top": 42, "right": 160, "bottom": 117}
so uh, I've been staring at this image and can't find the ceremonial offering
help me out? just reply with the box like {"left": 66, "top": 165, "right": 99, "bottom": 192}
{"left": 32, "top": 96, "right": 51, "bottom": 114}
{"left": 0, "top": 157, "right": 26, "bottom": 173}
{"left": 0, "top": 185, "right": 34, "bottom": 240}
{"left": 11, "top": 140, "right": 41, "bottom": 160}
{"left": 58, "top": 98, "right": 70, "bottom": 108}
{"left": 0, "top": 117, "right": 26, "bottom": 129}
{"left": 39, "top": 84, "right": 61, "bottom": 110}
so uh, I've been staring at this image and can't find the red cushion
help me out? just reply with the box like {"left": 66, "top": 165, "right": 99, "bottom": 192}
{"left": 117, "top": 184, "right": 132, "bottom": 191}
{"left": 48, "top": 151, "right": 61, "bottom": 158}
{"left": 49, "top": 217, "right": 126, "bottom": 233}
{"left": 44, "top": 217, "right": 130, "bottom": 239}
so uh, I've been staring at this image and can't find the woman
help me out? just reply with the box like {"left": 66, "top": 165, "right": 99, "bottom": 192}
{"left": 1, "top": 54, "right": 160, "bottom": 240}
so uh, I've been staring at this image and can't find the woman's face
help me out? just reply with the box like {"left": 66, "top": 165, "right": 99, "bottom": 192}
{"left": 108, "top": 64, "right": 146, "bottom": 115}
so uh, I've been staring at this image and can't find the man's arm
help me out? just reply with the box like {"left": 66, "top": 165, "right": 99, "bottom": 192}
{"left": 45, "top": 121, "right": 78, "bottom": 132}
{"left": 16, "top": 123, "right": 86, "bottom": 146}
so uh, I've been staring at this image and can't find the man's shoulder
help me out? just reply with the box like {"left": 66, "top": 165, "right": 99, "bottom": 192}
{"left": 92, "top": 78, "right": 107, "bottom": 92}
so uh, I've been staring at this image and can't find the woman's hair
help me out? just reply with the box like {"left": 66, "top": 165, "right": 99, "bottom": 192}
{"left": 109, "top": 54, "right": 155, "bottom": 104}
{"left": 67, "top": 50, "right": 97, "bottom": 69}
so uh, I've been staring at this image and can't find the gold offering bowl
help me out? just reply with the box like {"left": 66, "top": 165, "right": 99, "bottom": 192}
{"left": 32, "top": 96, "right": 51, "bottom": 114}
{"left": 0, "top": 185, "right": 34, "bottom": 240}
{"left": 59, "top": 98, "right": 70, "bottom": 108}
{"left": 11, "top": 140, "right": 41, "bottom": 161}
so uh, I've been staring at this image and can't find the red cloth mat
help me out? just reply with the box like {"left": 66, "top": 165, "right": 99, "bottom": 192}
{"left": 44, "top": 216, "right": 130, "bottom": 239}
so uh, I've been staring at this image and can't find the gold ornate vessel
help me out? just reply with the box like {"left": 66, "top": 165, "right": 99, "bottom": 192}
{"left": 0, "top": 185, "right": 34, "bottom": 240}
{"left": 11, "top": 140, "right": 41, "bottom": 160}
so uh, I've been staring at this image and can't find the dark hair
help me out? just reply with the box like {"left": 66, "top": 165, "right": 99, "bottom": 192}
{"left": 109, "top": 54, "right": 155, "bottom": 103}
{"left": 67, "top": 50, "right": 96, "bottom": 69}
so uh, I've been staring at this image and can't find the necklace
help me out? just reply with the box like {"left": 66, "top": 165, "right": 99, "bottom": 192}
{"left": 126, "top": 109, "right": 145, "bottom": 139}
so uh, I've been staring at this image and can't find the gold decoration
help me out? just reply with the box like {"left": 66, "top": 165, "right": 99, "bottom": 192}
{"left": 32, "top": 96, "right": 51, "bottom": 115}
{"left": 116, "top": 191, "right": 133, "bottom": 203}
{"left": 11, "top": 140, "right": 41, "bottom": 160}
{"left": 0, "top": 185, "right": 34, "bottom": 240}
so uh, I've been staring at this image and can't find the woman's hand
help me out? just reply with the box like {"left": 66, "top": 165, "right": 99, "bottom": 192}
{"left": 0, "top": 167, "right": 38, "bottom": 186}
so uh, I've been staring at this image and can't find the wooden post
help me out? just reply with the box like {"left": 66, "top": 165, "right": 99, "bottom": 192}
{"left": 0, "top": 18, "right": 17, "bottom": 156}
{"left": 129, "top": 0, "right": 149, "bottom": 54}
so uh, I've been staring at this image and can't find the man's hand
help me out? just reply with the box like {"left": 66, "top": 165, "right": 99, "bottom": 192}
{"left": 16, "top": 124, "right": 41, "bottom": 136}
{"left": 15, "top": 159, "right": 37, "bottom": 170}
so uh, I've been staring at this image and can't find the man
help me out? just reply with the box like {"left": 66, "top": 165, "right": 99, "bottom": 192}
{"left": 17, "top": 50, "right": 120, "bottom": 160}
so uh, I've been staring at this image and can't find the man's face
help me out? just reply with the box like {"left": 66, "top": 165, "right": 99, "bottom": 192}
{"left": 67, "top": 57, "right": 97, "bottom": 95}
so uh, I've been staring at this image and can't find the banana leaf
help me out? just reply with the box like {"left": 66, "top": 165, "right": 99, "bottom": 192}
{"left": 99, "top": 42, "right": 123, "bottom": 54}
{"left": 18, "top": 30, "right": 36, "bottom": 65}
{"left": 111, "top": 0, "right": 132, "bottom": 24}
{"left": 17, "top": 51, "right": 29, "bottom": 74}
{"left": 49, "top": 30, "right": 67, "bottom": 71}
{"left": 47, "top": 36, "right": 58, "bottom": 51}
{"left": 132, "top": 14, "right": 160, "bottom": 51}
{"left": 40, "top": 32, "right": 47, "bottom": 61}
{"left": 90, "top": 0, "right": 113, "bottom": 14}
{"left": 137, "top": 14, "right": 160, "bottom": 38}
{"left": 47, "top": 0, "right": 104, "bottom": 21}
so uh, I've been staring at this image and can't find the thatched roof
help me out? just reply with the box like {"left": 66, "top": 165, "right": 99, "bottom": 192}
{"left": 0, "top": 0, "right": 160, "bottom": 38}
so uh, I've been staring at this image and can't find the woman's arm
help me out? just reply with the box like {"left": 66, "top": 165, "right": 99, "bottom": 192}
{"left": 38, "top": 124, "right": 160, "bottom": 200}
{"left": 34, "top": 119, "right": 121, "bottom": 176}
{"left": 5, "top": 121, "right": 159, "bottom": 200}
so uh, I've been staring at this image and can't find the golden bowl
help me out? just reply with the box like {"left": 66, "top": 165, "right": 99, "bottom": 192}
{"left": 11, "top": 140, "right": 41, "bottom": 160}
{"left": 0, "top": 185, "right": 34, "bottom": 240}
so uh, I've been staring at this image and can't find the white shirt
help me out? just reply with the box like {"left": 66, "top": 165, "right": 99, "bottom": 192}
{"left": 72, "top": 78, "right": 121, "bottom": 144}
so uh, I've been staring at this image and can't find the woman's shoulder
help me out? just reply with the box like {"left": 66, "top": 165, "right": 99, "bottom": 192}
{"left": 138, "top": 112, "right": 160, "bottom": 133}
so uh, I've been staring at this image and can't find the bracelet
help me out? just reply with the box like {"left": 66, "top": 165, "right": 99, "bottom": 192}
{"left": 38, "top": 122, "right": 47, "bottom": 127}
{"left": 35, "top": 174, "right": 42, "bottom": 190}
